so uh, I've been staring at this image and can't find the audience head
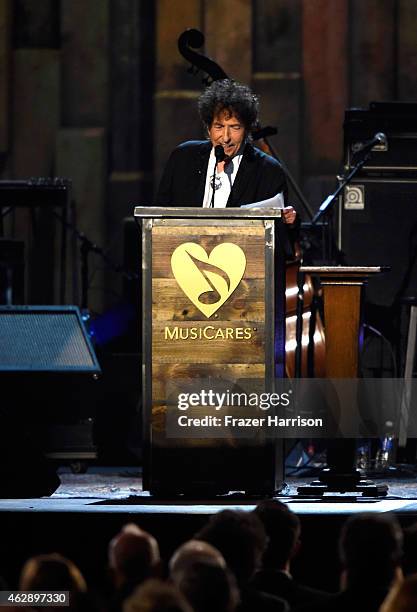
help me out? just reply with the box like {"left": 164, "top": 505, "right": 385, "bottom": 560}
{"left": 169, "top": 540, "right": 237, "bottom": 612}
{"left": 19, "top": 553, "right": 87, "bottom": 592}
{"left": 339, "top": 512, "right": 403, "bottom": 588}
{"left": 195, "top": 509, "right": 267, "bottom": 586}
{"left": 172, "top": 560, "right": 239, "bottom": 612}
{"left": 253, "top": 499, "right": 301, "bottom": 570}
{"left": 123, "top": 579, "right": 193, "bottom": 612}
{"left": 169, "top": 539, "right": 225, "bottom": 577}
{"left": 108, "top": 523, "right": 161, "bottom": 591}
{"left": 380, "top": 574, "right": 417, "bottom": 612}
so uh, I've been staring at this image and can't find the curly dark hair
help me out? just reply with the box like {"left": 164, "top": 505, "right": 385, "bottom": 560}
{"left": 198, "top": 79, "right": 259, "bottom": 132}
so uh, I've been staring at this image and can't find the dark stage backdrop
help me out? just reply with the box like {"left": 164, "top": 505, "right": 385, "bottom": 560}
{"left": 1, "top": 0, "right": 417, "bottom": 312}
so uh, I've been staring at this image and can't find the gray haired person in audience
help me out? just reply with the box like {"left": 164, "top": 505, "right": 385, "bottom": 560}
{"left": 169, "top": 539, "right": 239, "bottom": 612}
{"left": 108, "top": 523, "right": 161, "bottom": 608}
{"left": 123, "top": 578, "right": 193, "bottom": 612}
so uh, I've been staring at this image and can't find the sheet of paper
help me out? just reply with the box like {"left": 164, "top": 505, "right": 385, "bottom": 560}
{"left": 240, "top": 191, "right": 284, "bottom": 209}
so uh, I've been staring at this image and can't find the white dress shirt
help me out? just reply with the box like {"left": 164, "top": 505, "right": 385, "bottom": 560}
{"left": 202, "top": 147, "right": 243, "bottom": 208}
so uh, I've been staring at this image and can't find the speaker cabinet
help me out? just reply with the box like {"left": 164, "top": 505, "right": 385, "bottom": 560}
{"left": 0, "top": 306, "right": 101, "bottom": 497}
{"left": 0, "top": 305, "right": 101, "bottom": 372}
{"left": 338, "top": 178, "right": 417, "bottom": 307}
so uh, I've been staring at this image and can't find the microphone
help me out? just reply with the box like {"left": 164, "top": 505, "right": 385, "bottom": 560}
{"left": 215, "top": 145, "right": 226, "bottom": 162}
{"left": 210, "top": 146, "right": 226, "bottom": 208}
{"left": 352, "top": 132, "right": 387, "bottom": 157}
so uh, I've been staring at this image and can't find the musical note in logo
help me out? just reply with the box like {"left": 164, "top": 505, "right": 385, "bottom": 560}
{"left": 171, "top": 242, "right": 246, "bottom": 318}
{"left": 186, "top": 252, "right": 231, "bottom": 304}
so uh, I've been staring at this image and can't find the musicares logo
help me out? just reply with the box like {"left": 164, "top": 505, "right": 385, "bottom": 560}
{"left": 171, "top": 242, "right": 246, "bottom": 318}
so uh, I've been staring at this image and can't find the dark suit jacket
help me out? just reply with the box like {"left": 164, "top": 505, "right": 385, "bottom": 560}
{"left": 156, "top": 140, "right": 288, "bottom": 207}
{"left": 296, "top": 585, "right": 389, "bottom": 612}
{"left": 239, "top": 585, "right": 290, "bottom": 612}
{"left": 252, "top": 569, "right": 330, "bottom": 610}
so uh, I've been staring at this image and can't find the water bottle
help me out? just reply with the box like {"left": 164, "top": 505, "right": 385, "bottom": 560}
{"left": 375, "top": 434, "right": 394, "bottom": 470}
{"left": 356, "top": 440, "right": 370, "bottom": 472}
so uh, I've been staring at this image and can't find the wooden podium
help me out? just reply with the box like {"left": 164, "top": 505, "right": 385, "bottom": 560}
{"left": 297, "top": 266, "right": 389, "bottom": 496}
{"left": 134, "top": 207, "right": 287, "bottom": 496}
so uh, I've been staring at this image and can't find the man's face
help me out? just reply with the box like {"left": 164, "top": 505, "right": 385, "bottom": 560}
{"left": 208, "top": 110, "right": 246, "bottom": 158}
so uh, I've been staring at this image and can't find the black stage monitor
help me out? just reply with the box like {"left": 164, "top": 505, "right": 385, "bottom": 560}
{"left": 0, "top": 305, "right": 101, "bottom": 373}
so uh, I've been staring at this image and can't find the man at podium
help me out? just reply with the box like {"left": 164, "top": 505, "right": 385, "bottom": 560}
{"left": 156, "top": 78, "right": 297, "bottom": 227}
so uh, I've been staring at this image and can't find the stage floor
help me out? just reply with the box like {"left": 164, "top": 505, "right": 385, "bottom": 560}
{"left": 2, "top": 466, "right": 417, "bottom": 515}
{"left": 2, "top": 466, "right": 417, "bottom": 592}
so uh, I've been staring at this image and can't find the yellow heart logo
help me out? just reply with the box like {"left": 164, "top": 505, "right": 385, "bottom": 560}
{"left": 171, "top": 242, "right": 247, "bottom": 318}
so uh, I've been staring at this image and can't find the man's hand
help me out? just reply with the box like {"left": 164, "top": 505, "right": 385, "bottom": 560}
{"left": 282, "top": 206, "right": 297, "bottom": 225}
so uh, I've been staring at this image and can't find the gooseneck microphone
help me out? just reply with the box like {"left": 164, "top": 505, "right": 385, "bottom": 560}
{"left": 353, "top": 132, "right": 387, "bottom": 157}
{"left": 210, "top": 145, "right": 226, "bottom": 207}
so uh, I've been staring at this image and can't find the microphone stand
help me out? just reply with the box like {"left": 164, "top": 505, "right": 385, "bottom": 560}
{"left": 254, "top": 130, "right": 315, "bottom": 221}
{"left": 51, "top": 210, "right": 138, "bottom": 311}
{"left": 311, "top": 151, "right": 372, "bottom": 226}
{"left": 211, "top": 146, "right": 226, "bottom": 208}
{"left": 210, "top": 159, "right": 216, "bottom": 208}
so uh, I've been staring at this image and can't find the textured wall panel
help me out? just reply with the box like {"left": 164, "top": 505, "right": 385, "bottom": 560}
{"left": 156, "top": 0, "right": 201, "bottom": 90}
{"left": 254, "top": 77, "right": 301, "bottom": 187}
{"left": 12, "top": 49, "right": 59, "bottom": 176}
{"left": 349, "top": 0, "right": 396, "bottom": 106}
{"left": 110, "top": 0, "right": 151, "bottom": 173}
{"left": 0, "top": 0, "right": 11, "bottom": 157}
{"left": 61, "top": 0, "right": 109, "bottom": 127}
{"left": 398, "top": 0, "right": 417, "bottom": 100}
{"left": 253, "top": 0, "right": 301, "bottom": 73}
{"left": 302, "top": 0, "right": 349, "bottom": 175}
{"left": 56, "top": 128, "right": 107, "bottom": 312}
{"left": 154, "top": 0, "right": 202, "bottom": 192}
{"left": 13, "top": 0, "right": 60, "bottom": 48}
{"left": 108, "top": 0, "right": 154, "bottom": 304}
{"left": 154, "top": 95, "right": 202, "bottom": 194}
{"left": 253, "top": 0, "right": 302, "bottom": 186}
{"left": 205, "top": 0, "right": 251, "bottom": 85}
